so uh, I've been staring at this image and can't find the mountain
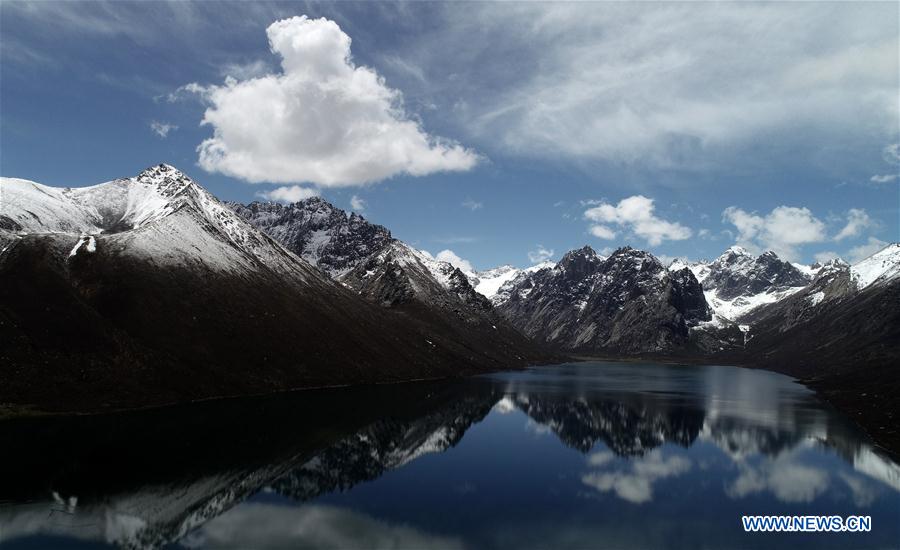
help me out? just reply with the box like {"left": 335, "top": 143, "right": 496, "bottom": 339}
{"left": 231, "top": 198, "right": 547, "bottom": 363}
{"left": 496, "top": 246, "right": 711, "bottom": 354}
{"left": 0, "top": 165, "right": 547, "bottom": 411}
{"left": 227, "top": 199, "right": 392, "bottom": 278}
{"left": 468, "top": 262, "right": 555, "bottom": 305}
{"left": 740, "top": 243, "right": 900, "bottom": 375}
{"left": 672, "top": 246, "right": 812, "bottom": 323}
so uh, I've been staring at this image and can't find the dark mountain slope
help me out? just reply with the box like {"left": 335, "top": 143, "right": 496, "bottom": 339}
{"left": 0, "top": 166, "right": 549, "bottom": 412}
{"left": 498, "top": 246, "right": 710, "bottom": 354}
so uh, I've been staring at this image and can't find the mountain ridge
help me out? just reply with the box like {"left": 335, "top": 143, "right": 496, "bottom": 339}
{"left": 0, "top": 164, "right": 553, "bottom": 412}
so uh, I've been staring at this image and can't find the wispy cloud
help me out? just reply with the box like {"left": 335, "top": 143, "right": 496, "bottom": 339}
{"left": 528, "top": 245, "right": 554, "bottom": 264}
{"left": 461, "top": 198, "right": 483, "bottom": 211}
{"left": 149, "top": 121, "right": 177, "bottom": 138}
{"left": 433, "top": 236, "right": 479, "bottom": 245}
{"left": 256, "top": 185, "right": 319, "bottom": 203}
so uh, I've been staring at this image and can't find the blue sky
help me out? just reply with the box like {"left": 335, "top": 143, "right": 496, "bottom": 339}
{"left": 1, "top": 1, "right": 898, "bottom": 270}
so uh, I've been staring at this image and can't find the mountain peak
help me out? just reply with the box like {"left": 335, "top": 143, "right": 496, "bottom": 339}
{"left": 722, "top": 245, "right": 753, "bottom": 258}
{"left": 137, "top": 163, "right": 188, "bottom": 181}
{"left": 561, "top": 245, "right": 598, "bottom": 261}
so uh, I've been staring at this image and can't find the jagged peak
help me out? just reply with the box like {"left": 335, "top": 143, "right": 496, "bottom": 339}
{"left": 607, "top": 246, "right": 657, "bottom": 261}
{"left": 137, "top": 163, "right": 191, "bottom": 182}
{"left": 724, "top": 245, "right": 752, "bottom": 256}
{"left": 561, "top": 245, "right": 598, "bottom": 261}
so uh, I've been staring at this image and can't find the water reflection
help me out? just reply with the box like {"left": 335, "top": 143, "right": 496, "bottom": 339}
{"left": 0, "top": 362, "right": 897, "bottom": 549}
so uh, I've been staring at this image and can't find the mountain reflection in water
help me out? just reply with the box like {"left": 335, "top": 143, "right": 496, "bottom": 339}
{"left": 0, "top": 362, "right": 897, "bottom": 549}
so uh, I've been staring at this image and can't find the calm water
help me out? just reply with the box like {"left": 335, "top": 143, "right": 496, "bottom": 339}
{"left": 1, "top": 362, "right": 898, "bottom": 549}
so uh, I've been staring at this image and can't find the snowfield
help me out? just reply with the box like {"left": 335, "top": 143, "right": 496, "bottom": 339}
{"left": 851, "top": 243, "right": 900, "bottom": 290}
{"left": 1, "top": 164, "right": 319, "bottom": 280}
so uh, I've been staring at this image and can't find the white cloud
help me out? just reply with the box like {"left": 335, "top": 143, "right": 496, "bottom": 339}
{"left": 581, "top": 450, "right": 691, "bottom": 504}
{"left": 220, "top": 59, "right": 271, "bottom": 80}
{"left": 417, "top": 3, "right": 899, "bottom": 167}
{"left": 528, "top": 245, "right": 555, "bottom": 264}
{"left": 587, "top": 451, "right": 615, "bottom": 467}
{"left": 190, "top": 16, "right": 478, "bottom": 186}
{"left": 847, "top": 237, "right": 888, "bottom": 263}
{"left": 870, "top": 174, "right": 898, "bottom": 184}
{"left": 722, "top": 205, "right": 826, "bottom": 261}
{"left": 584, "top": 195, "right": 691, "bottom": 246}
{"left": 461, "top": 199, "right": 483, "bottom": 211}
{"left": 149, "top": 121, "right": 177, "bottom": 138}
{"left": 589, "top": 225, "right": 617, "bottom": 240}
{"left": 835, "top": 208, "right": 875, "bottom": 241}
{"left": 435, "top": 249, "right": 474, "bottom": 274}
{"left": 256, "top": 185, "right": 319, "bottom": 203}
{"left": 727, "top": 459, "right": 829, "bottom": 504}
{"left": 350, "top": 195, "right": 366, "bottom": 212}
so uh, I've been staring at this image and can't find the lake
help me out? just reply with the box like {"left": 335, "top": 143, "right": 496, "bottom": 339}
{"left": 0, "top": 361, "right": 897, "bottom": 549}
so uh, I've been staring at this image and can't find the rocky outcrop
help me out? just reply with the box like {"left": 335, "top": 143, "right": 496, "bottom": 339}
{"left": 498, "top": 246, "right": 711, "bottom": 354}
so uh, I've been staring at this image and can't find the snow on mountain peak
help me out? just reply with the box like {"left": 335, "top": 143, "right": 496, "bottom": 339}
{"left": 724, "top": 245, "right": 752, "bottom": 257}
{"left": 1, "top": 165, "right": 315, "bottom": 277}
{"left": 851, "top": 242, "right": 900, "bottom": 290}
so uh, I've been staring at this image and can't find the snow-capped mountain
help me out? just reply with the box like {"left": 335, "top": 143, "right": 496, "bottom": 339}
{"left": 741, "top": 243, "right": 900, "bottom": 378}
{"left": 851, "top": 242, "right": 900, "bottom": 289}
{"left": 341, "top": 240, "right": 491, "bottom": 312}
{"left": 671, "top": 246, "right": 812, "bottom": 323}
{"left": 230, "top": 196, "right": 553, "bottom": 365}
{"left": 0, "top": 165, "right": 548, "bottom": 412}
{"left": 1, "top": 164, "right": 316, "bottom": 276}
{"left": 231, "top": 198, "right": 491, "bottom": 312}
{"left": 228, "top": 199, "right": 392, "bottom": 278}
{"left": 496, "top": 246, "right": 710, "bottom": 354}
{"left": 467, "top": 262, "right": 556, "bottom": 304}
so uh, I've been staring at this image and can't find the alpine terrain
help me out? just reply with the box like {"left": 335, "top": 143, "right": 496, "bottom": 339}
{"left": 0, "top": 165, "right": 550, "bottom": 411}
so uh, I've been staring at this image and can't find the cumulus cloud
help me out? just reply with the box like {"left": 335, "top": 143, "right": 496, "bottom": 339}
{"left": 435, "top": 249, "right": 474, "bottom": 274}
{"left": 584, "top": 195, "right": 691, "bottom": 246}
{"left": 581, "top": 450, "right": 692, "bottom": 504}
{"left": 589, "top": 225, "right": 617, "bottom": 240}
{"left": 149, "top": 121, "right": 177, "bottom": 138}
{"left": 722, "top": 205, "right": 826, "bottom": 261}
{"left": 191, "top": 16, "right": 478, "bottom": 186}
{"left": 461, "top": 198, "right": 483, "bottom": 211}
{"left": 350, "top": 195, "right": 366, "bottom": 212}
{"left": 835, "top": 208, "right": 875, "bottom": 241}
{"left": 727, "top": 460, "right": 829, "bottom": 504}
{"left": 847, "top": 237, "right": 889, "bottom": 263}
{"left": 256, "top": 185, "right": 319, "bottom": 203}
{"left": 528, "top": 245, "right": 555, "bottom": 264}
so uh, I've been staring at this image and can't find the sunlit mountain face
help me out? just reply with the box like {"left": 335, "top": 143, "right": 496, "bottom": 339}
{"left": 1, "top": 362, "right": 897, "bottom": 550}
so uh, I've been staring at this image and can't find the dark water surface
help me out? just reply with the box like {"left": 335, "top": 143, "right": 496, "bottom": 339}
{"left": 1, "top": 362, "right": 898, "bottom": 549}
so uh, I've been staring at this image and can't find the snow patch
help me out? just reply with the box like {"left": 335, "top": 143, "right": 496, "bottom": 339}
{"left": 807, "top": 291, "right": 825, "bottom": 307}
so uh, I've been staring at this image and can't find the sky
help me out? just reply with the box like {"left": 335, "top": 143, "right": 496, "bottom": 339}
{"left": 1, "top": 1, "right": 898, "bottom": 271}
